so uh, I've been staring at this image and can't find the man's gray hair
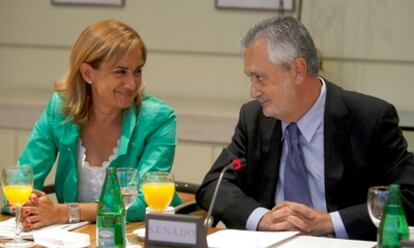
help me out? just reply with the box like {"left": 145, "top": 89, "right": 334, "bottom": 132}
{"left": 241, "top": 16, "right": 320, "bottom": 75}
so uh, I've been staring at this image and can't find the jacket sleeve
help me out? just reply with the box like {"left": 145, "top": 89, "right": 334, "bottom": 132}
{"left": 127, "top": 104, "right": 181, "bottom": 221}
{"left": 196, "top": 103, "right": 265, "bottom": 229}
{"left": 339, "top": 103, "right": 414, "bottom": 240}
{"left": 18, "top": 95, "right": 59, "bottom": 190}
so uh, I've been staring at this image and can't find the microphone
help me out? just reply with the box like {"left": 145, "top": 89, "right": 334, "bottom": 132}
{"left": 204, "top": 158, "right": 246, "bottom": 227}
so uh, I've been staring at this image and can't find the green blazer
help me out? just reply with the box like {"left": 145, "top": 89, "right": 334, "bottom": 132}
{"left": 18, "top": 92, "right": 181, "bottom": 221}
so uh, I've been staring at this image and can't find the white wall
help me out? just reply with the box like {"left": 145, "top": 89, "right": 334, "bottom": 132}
{"left": 304, "top": 0, "right": 414, "bottom": 111}
{"left": 0, "top": 0, "right": 263, "bottom": 103}
{"left": 1, "top": 0, "right": 414, "bottom": 107}
{"left": 1, "top": 0, "right": 414, "bottom": 185}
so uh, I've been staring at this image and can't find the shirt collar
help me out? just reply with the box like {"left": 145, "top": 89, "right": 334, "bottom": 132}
{"left": 282, "top": 77, "right": 326, "bottom": 142}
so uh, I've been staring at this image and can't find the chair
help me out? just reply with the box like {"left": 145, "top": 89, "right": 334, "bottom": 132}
{"left": 42, "top": 182, "right": 205, "bottom": 215}
{"left": 42, "top": 184, "right": 55, "bottom": 194}
{"left": 174, "top": 181, "right": 205, "bottom": 216}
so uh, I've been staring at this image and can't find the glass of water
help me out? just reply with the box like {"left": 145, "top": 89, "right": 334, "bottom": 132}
{"left": 116, "top": 167, "right": 139, "bottom": 213}
{"left": 367, "top": 186, "right": 389, "bottom": 228}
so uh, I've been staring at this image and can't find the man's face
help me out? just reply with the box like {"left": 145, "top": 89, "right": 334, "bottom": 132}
{"left": 244, "top": 39, "right": 298, "bottom": 121}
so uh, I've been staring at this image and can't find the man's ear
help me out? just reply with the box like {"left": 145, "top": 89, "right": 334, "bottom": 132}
{"left": 79, "top": 63, "right": 94, "bottom": 84}
{"left": 290, "top": 57, "right": 307, "bottom": 84}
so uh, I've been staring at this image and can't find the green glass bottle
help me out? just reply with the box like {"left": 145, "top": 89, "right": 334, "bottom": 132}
{"left": 96, "top": 167, "right": 126, "bottom": 248}
{"left": 378, "top": 184, "right": 409, "bottom": 248}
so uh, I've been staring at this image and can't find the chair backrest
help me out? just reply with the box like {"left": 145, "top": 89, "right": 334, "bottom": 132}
{"left": 174, "top": 181, "right": 205, "bottom": 216}
{"left": 175, "top": 181, "right": 200, "bottom": 194}
{"left": 42, "top": 184, "right": 55, "bottom": 194}
{"left": 175, "top": 181, "right": 199, "bottom": 202}
{"left": 42, "top": 181, "right": 206, "bottom": 216}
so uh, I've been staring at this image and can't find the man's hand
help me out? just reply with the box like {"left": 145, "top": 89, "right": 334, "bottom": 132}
{"left": 257, "top": 201, "right": 334, "bottom": 236}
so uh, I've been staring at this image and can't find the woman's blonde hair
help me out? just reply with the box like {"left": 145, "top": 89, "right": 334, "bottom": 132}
{"left": 55, "top": 19, "right": 147, "bottom": 126}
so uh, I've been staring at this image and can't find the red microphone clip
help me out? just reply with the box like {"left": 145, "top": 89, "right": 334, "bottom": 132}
{"left": 232, "top": 159, "right": 242, "bottom": 171}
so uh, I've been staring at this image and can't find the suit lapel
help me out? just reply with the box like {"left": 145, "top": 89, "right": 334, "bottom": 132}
{"left": 260, "top": 116, "right": 282, "bottom": 208}
{"left": 324, "top": 82, "right": 350, "bottom": 212}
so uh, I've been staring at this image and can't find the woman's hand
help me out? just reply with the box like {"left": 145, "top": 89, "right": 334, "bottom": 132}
{"left": 21, "top": 189, "right": 66, "bottom": 231}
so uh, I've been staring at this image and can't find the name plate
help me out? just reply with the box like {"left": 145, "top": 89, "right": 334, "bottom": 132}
{"left": 145, "top": 213, "right": 207, "bottom": 248}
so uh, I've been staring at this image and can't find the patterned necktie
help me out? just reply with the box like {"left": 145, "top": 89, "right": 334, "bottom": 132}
{"left": 284, "top": 123, "right": 312, "bottom": 207}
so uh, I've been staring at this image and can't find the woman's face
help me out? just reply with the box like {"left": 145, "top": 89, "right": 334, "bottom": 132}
{"left": 88, "top": 47, "right": 144, "bottom": 111}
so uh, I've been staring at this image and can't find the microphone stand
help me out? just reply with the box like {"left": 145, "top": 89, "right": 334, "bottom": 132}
{"left": 204, "top": 158, "right": 246, "bottom": 227}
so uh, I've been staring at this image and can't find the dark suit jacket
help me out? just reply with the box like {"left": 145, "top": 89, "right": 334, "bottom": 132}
{"left": 196, "top": 80, "right": 414, "bottom": 240}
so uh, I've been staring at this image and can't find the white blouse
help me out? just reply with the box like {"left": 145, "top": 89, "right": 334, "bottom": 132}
{"left": 77, "top": 139, "right": 119, "bottom": 202}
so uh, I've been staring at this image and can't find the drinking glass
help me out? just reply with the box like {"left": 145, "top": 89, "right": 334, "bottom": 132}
{"left": 142, "top": 172, "right": 175, "bottom": 212}
{"left": 1, "top": 166, "right": 34, "bottom": 248}
{"left": 115, "top": 167, "right": 139, "bottom": 213}
{"left": 367, "top": 186, "right": 389, "bottom": 228}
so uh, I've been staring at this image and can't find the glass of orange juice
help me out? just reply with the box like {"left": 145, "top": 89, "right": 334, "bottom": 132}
{"left": 2, "top": 166, "right": 34, "bottom": 248}
{"left": 142, "top": 172, "right": 175, "bottom": 213}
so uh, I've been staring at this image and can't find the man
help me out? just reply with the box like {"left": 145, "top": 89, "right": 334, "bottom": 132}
{"left": 196, "top": 16, "right": 414, "bottom": 240}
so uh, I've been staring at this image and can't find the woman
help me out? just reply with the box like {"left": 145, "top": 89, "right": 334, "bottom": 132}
{"left": 14, "top": 19, "right": 181, "bottom": 230}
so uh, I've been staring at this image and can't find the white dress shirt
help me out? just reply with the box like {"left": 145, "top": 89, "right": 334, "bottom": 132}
{"left": 77, "top": 139, "right": 119, "bottom": 202}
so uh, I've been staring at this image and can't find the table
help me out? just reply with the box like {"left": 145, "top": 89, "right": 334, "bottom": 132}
{"left": 0, "top": 214, "right": 145, "bottom": 247}
{"left": 1, "top": 214, "right": 377, "bottom": 248}
{"left": 0, "top": 214, "right": 219, "bottom": 247}
{"left": 75, "top": 221, "right": 145, "bottom": 247}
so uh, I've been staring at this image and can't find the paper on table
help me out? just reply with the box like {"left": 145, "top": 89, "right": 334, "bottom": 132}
{"left": 207, "top": 229, "right": 299, "bottom": 248}
{"left": 0, "top": 217, "right": 89, "bottom": 240}
{"left": 276, "top": 236, "right": 376, "bottom": 248}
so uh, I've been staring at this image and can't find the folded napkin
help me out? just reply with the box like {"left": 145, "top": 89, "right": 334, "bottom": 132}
{"left": 33, "top": 230, "right": 90, "bottom": 248}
